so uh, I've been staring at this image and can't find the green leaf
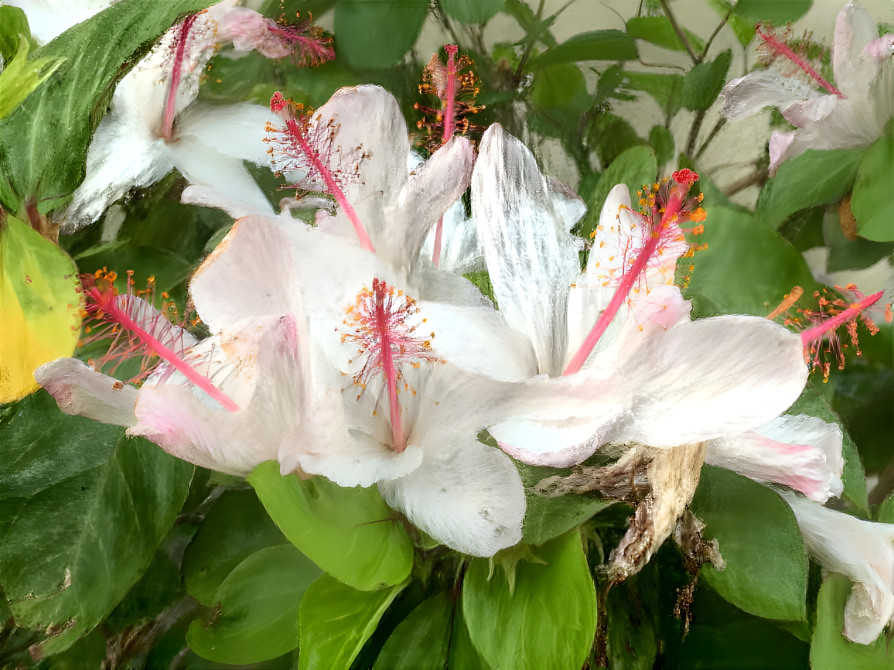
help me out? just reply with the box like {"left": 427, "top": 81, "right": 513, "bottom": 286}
{"left": 579, "top": 145, "right": 657, "bottom": 239}
{"left": 789, "top": 383, "right": 868, "bottom": 515}
{"left": 0, "top": 0, "right": 213, "bottom": 215}
{"left": 626, "top": 16, "right": 705, "bottom": 53}
{"left": 682, "top": 49, "right": 732, "bottom": 111}
{"left": 625, "top": 71, "right": 684, "bottom": 118}
{"left": 298, "top": 575, "right": 406, "bottom": 670}
{"left": 587, "top": 112, "right": 646, "bottom": 168}
{"left": 183, "top": 488, "right": 287, "bottom": 606}
{"left": 373, "top": 591, "right": 452, "bottom": 669}
{"left": 707, "top": 0, "right": 755, "bottom": 46}
{"left": 649, "top": 125, "right": 676, "bottom": 165}
{"left": 879, "top": 494, "right": 894, "bottom": 523}
{"left": 0, "top": 391, "right": 193, "bottom": 655}
{"left": 531, "top": 63, "right": 587, "bottom": 109}
{"left": 187, "top": 545, "right": 320, "bottom": 664}
{"left": 523, "top": 494, "right": 613, "bottom": 546}
{"left": 0, "top": 37, "right": 65, "bottom": 119}
{"left": 0, "top": 5, "right": 33, "bottom": 63}
{"left": 684, "top": 205, "right": 821, "bottom": 317}
{"left": 810, "top": 574, "right": 894, "bottom": 669}
{"left": 463, "top": 530, "right": 597, "bottom": 670}
{"left": 0, "top": 213, "right": 82, "bottom": 403}
{"left": 733, "top": 0, "right": 812, "bottom": 25}
{"left": 691, "top": 466, "right": 808, "bottom": 622}
{"left": 530, "top": 30, "right": 638, "bottom": 68}
{"left": 448, "top": 593, "right": 490, "bottom": 670}
{"left": 248, "top": 461, "right": 413, "bottom": 591}
{"left": 852, "top": 126, "right": 894, "bottom": 242}
{"left": 755, "top": 148, "right": 866, "bottom": 230}
{"left": 334, "top": 0, "right": 428, "bottom": 69}
{"left": 442, "top": 0, "right": 503, "bottom": 24}
{"left": 606, "top": 578, "right": 658, "bottom": 670}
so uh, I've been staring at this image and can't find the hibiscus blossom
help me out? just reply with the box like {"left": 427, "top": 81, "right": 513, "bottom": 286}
{"left": 722, "top": 1, "right": 894, "bottom": 173}
{"left": 61, "top": 1, "right": 330, "bottom": 232}
{"left": 782, "top": 492, "right": 894, "bottom": 644}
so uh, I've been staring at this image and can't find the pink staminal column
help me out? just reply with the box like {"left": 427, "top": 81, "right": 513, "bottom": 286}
{"left": 563, "top": 172, "right": 698, "bottom": 376}
{"left": 160, "top": 13, "right": 200, "bottom": 140}
{"left": 431, "top": 44, "right": 459, "bottom": 267}
{"left": 756, "top": 27, "right": 846, "bottom": 99}
{"left": 800, "top": 290, "right": 884, "bottom": 349}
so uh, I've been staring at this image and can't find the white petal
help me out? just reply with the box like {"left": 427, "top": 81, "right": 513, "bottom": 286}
{"left": 61, "top": 116, "right": 172, "bottom": 231}
{"left": 131, "top": 315, "right": 303, "bottom": 475}
{"left": 190, "top": 215, "right": 299, "bottom": 332}
{"left": 833, "top": 2, "right": 880, "bottom": 99}
{"left": 387, "top": 136, "right": 475, "bottom": 270}
{"left": 35, "top": 358, "right": 138, "bottom": 427}
{"left": 178, "top": 102, "right": 278, "bottom": 166}
{"left": 472, "top": 124, "right": 582, "bottom": 375}
{"left": 378, "top": 435, "right": 525, "bottom": 557}
{"left": 783, "top": 492, "right": 894, "bottom": 644}
{"left": 706, "top": 414, "right": 844, "bottom": 502}
{"left": 721, "top": 71, "right": 817, "bottom": 120}
{"left": 609, "top": 316, "right": 808, "bottom": 446}
{"left": 115, "top": 294, "right": 198, "bottom": 355}
{"left": 170, "top": 136, "right": 274, "bottom": 217}
{"left": 420, "top": 198, "right": 484, "bottom": 274}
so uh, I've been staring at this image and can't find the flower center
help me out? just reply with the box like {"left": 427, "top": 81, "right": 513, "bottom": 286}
{"left": 340, "top": 279, "right": 439, "bottom": 452}
{"left": 160, "top": 13, "right": 200, "bottom": 141}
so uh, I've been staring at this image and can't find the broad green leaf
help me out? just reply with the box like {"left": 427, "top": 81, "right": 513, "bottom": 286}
{"left": 789, "top": 383, "right": 868, "bottom": 515}
{"left": 107, "top": 548, "right": 181, "bottom": 630}
{"left": 334, "top": 0, "right": 428, "bottom": 69}
{"left": 852, "top": 127, "right": 894, "bottom": 242}
{"left": 0, "top": 0, "right": 213, "bottom": 215}
{"left": 879, "top": 494, "right": 894, "bottom": 523}
{"left": 531, "top": 63, "right": 587, "bottom": 109}
{"left": 691, "top": 466, "right": 808, "bottom": 622}
{"left": 810, "top": 574, "right": 894, "bottom": 669}
{"left": 587, "top": 112, "right": 646, "bottom": 168}
{"left": 0, "top": 213, "right": 81, "bottom": 403}
{"left": 0, "top": 38, "right": 65, "bottom": 119}
{"left": 374, "top": 591, "right": 452, "bottom": 669}
{"left": 183, "top": 489, "right": 287, "bottom": 606}
{"left": 449, "top": 593, "right": 490, "bottom": 670}
{"left": 682, "top": 49, "right": 732, "bottom": 111}
{"left": 649, "top": 125, "right": 675, "bottom": 165}
{"left": 248, "top": 461, "right": 413, "bottom": 591}
{"left": 626, "top": 16, "right": 705, "bottom": 53}
{"left": 36, "top": 629, "right": 107, "bottom": 670}
{"left": 0, "top": 391, "right": 193, "bottom": 656}
{"left": 187, "top": 545, "right": 320, "bottom": 665}
{"left": 523, "top": 494, "right": 613, "bottom": 546}
{"left": 530, "top": 30, "right": 638, "bottom": 68}
{"left": 733, "top": 0, "right": 812, "bottom": 25}
{"left": 625, "top": 71, "right": 684, "bottom": 118}
{"left": 442, "top": 0, "right": 503, "bottom": 24}
{"left": 463, "top": 530, "right": 597, "bottom": 670}
{"left": 579, "top": 145, "right": 657, "bottom": 239}
{"left": 685, "top": 205, "right": 821, "bottom": 317}
{"left": 298, "top": 575, "right": 406, "bottom": 670}
{"left": 755, "top": 148, "right": 866, "bottom": 230}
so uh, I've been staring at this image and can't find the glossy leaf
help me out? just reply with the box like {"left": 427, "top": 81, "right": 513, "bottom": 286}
{"left": 755, "top": 148, "right": 865, "bottom": 230}
{"left": 852, "top": 127, "right": 894, "bottom": 242}
{"left": 810, "top": 574, "right": 894, "bottom": 669}
{"left": 442, "top": 0, "right": 503, "bottom": 24}
{"left": 684, "top": 205, "right": 821, "bottom": 317}
{"left": 530, "top": 30, "right": 638, "bottom": 68}
{"left": 0, "top": 213, "right": 81, "bottom": 403}
{"left": 373, "top": 591, "right": 452, "bottom": 669}
{"left": 0, "top": 391, "right": 193, "bottom": 655}
{"left": 183, "top": 489, "right": 287, "bottom": 606}
{"left": 298, "top": 575, "right": 406, "bottom": 670}
{"left": 187, "top": 545, "right": 320, "bottom": 665}
{"left": 626, "top": 16, "right": 704, "bottom": 53}
{"left": 463, "top": 530, "right": 597, "bottom": 670}
{"left": 733, "top": 0, "right": 812, "bottom": 25}
{"left": 682, "top": 50, "right": 732, "bottom": 111}
{"left": 248, "top": 461, "right": 413, "bottom": 591}
{"left": 691, "top": 466, "right": 808, "bottom": 622}
{"left": 0, "top": 0, "right": 213, "bottom": 215}
{"left": 334, "top": 0, "right": 428, "bottom": 69}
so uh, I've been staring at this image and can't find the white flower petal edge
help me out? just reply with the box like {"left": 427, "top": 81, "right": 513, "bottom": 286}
{"left": 34, "top": 358, "right": 138, "bottom": 427}
{"left": 782, "top": 492, "right": 894, "bottom": 644}
{"left": 706, "top": 414, "right": 844, "bottom": 502}
{"left": 378, "top": 432, "right": 525, "bottom": 557}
